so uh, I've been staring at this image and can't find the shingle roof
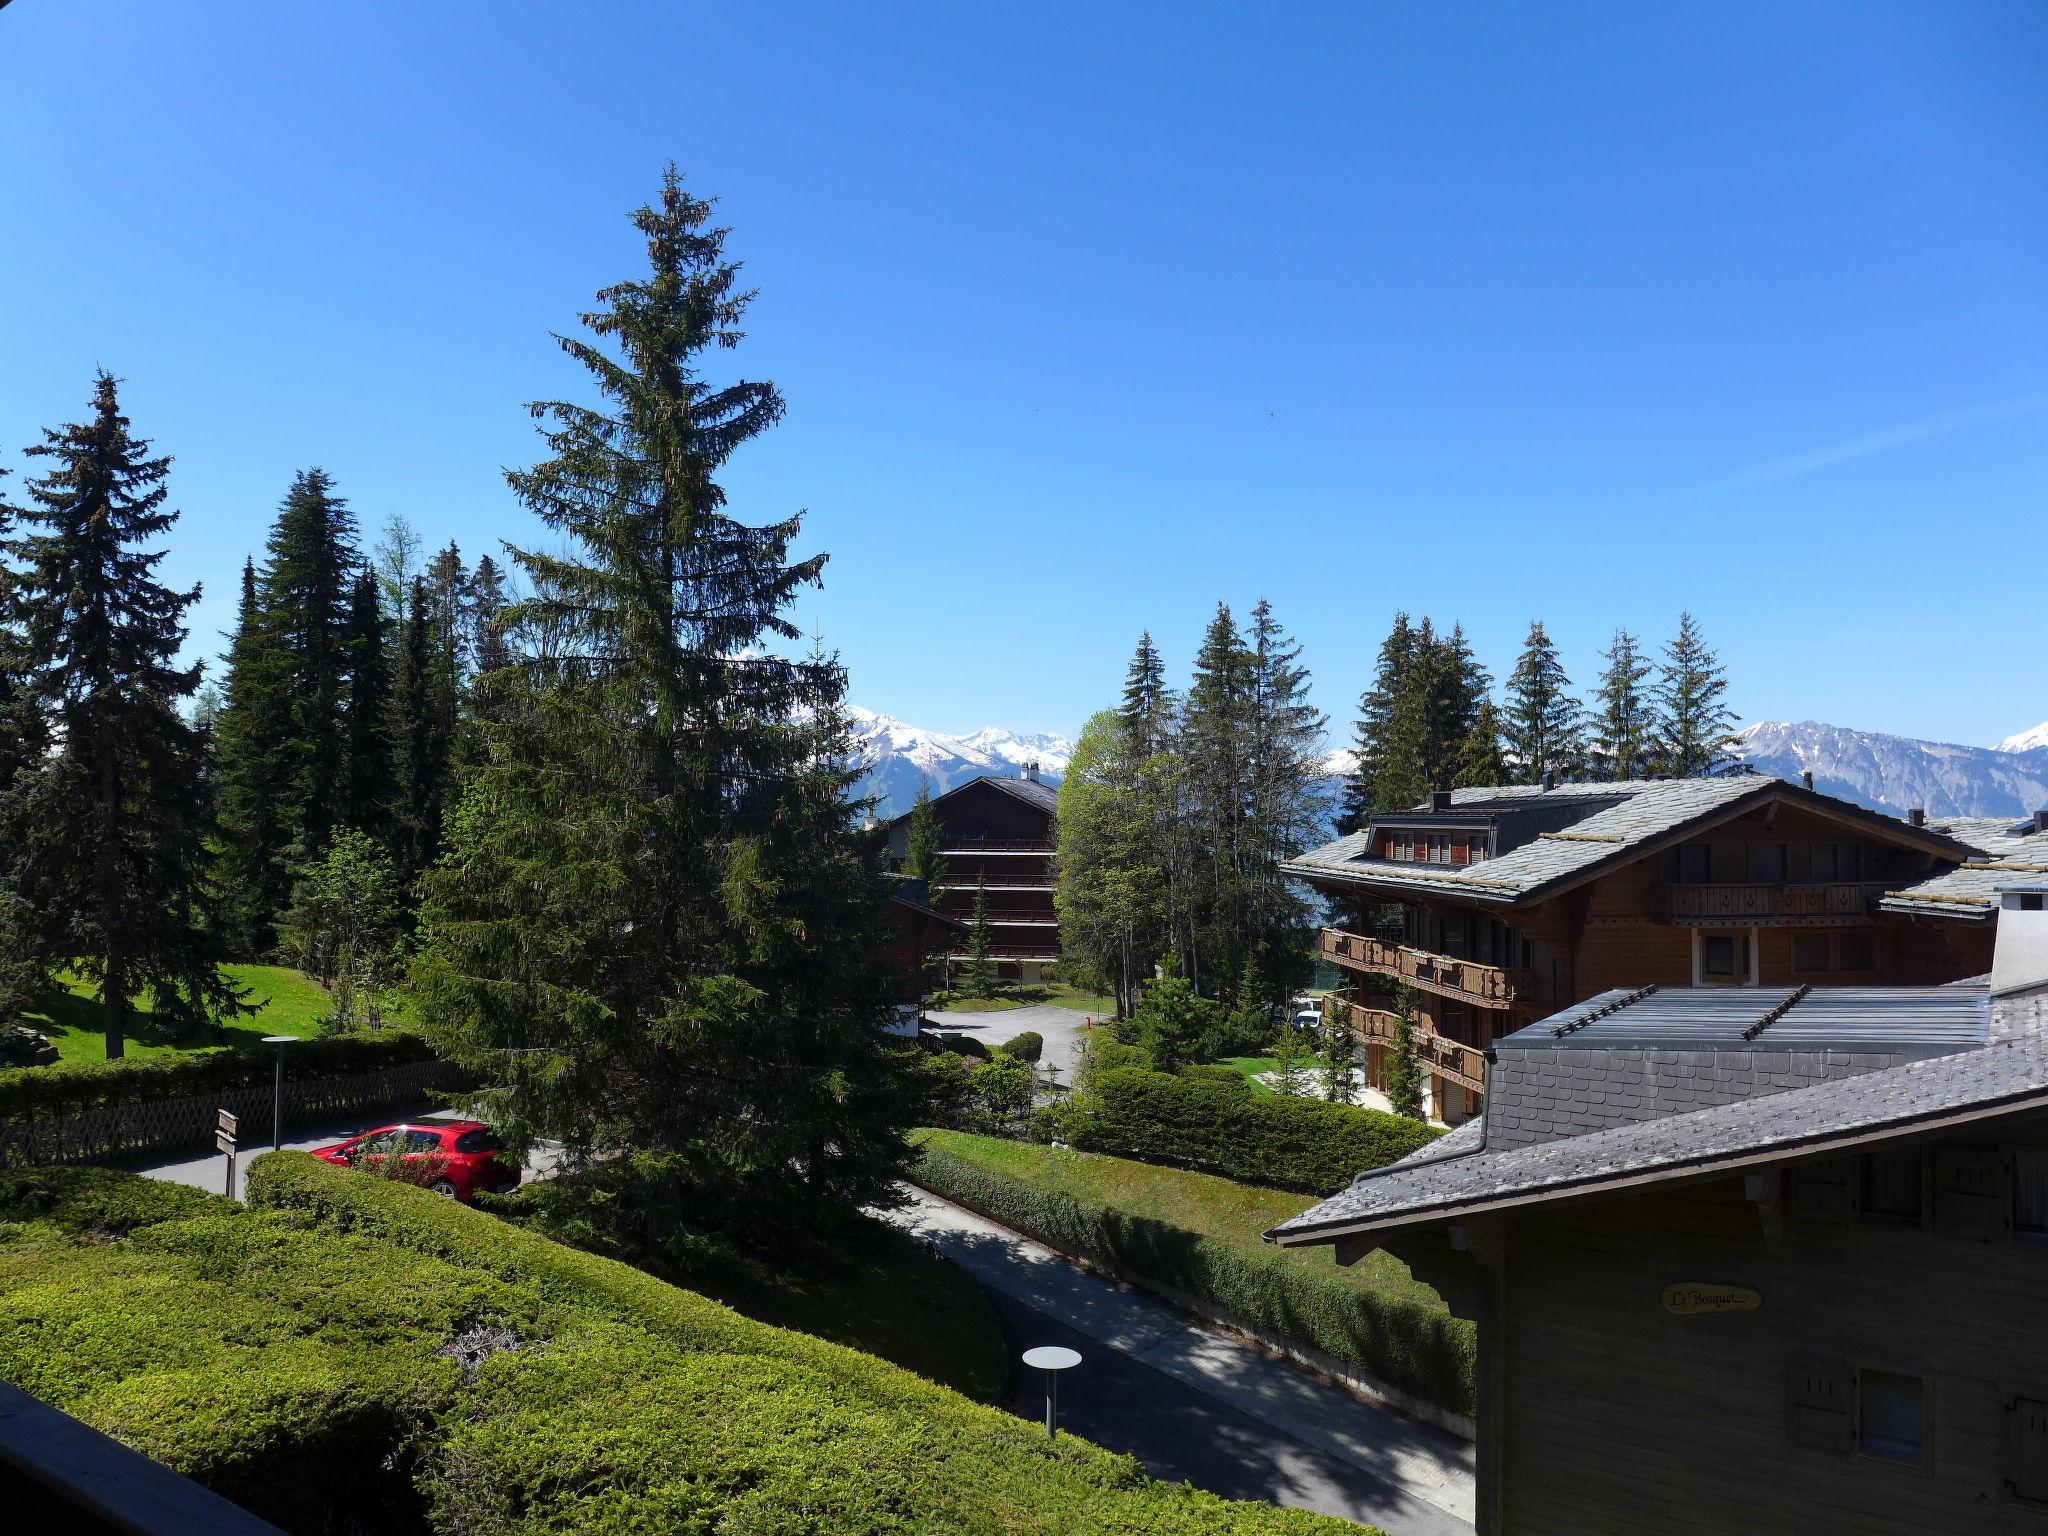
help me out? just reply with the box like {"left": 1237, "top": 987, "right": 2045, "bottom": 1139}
{"left": 1267, "top": 985, "right": 2043, "bottom": 1246}
{"left": 1272, "top": 1026, "right": 2046, "bottom": 1244}
{"left": 1880, "top": 814, "right": 2048, "bottom": 921}
{"left": 1286, "top": 777, "right": 1992, "bottom": 908}
{"left": 984, "top": 775, "right": 1061, "bottom": 814}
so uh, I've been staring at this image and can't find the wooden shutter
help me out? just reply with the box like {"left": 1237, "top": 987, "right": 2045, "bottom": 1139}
{"left": 2009, "top": 1397, "right": 2048, "bottom": 1504}
{"left": 1788, "top": 1157, "right": 1854, "bottom": 1223}
{"left": 1790, "top": 1362, "right": 1853, "bottom": 1451}
{"left": 1933, "top": 1145, "right": 2010, "bottom": 1242}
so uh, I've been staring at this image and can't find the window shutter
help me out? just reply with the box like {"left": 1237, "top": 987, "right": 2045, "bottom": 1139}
{"left": 1790, "top": 1362, "right": 1853, "bottom": 1451}
{"left": 1788, "top": 1157, "right": 1854, "bottom": 1223}
{"left": 2009, "top": 1397, "right": 2048, "bottom": 1504}
{"left": 1933, "top": 1145, "right": 2010, "bottom": 1242}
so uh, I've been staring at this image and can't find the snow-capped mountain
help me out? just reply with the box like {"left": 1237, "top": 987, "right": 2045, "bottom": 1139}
{"left": 1999, "top": 720, "right": 2048, "bottom": 755}
{"left": 847, "top": 707, "right": 1073, "bottom": 819}
{"left": 1731, "top": 720, "right": 2048, "bottom": 820}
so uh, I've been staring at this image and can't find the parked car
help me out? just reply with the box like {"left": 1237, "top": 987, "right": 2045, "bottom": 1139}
{"left": 310, "top": 1119, "right": 520, "bottom": 1202}
{"left": 1291, "top": 993, "right": 1323, "bottom": 1031}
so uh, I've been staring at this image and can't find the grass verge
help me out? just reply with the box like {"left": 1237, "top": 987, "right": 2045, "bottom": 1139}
{"left": 22, "top": 965, "right": 413, "bottom": 1063}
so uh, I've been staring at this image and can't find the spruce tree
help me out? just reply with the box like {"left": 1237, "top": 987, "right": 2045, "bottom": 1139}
{"left": 1653, "top": 611, "right": 1740, "bottom": 777}
{"left": 1503, "top": 619, "right": 1584, "bottom": 785}
{"left": 413, "top": 167, "right": 917, "bottom": 1232}
{"left": 1341, "top": 613, "right": 1416, "bottom": 829}
{"left": 466, "top": 553, "right": 513, "bottom": 679}
{"left": 904, "top": 777, "right": 947, "bottom": 904}
{"left": 1118, "top": 629, "right": 1172, "bottom": 758}
{"left": 1385, "top": 981, "right": 1424, "bottom": 1119}
{"left": 0, "top": 463, "right": 52, "bottom": 1021}
{"left": 211, "top": 558, "right": 289, "bottom": 951}
{"left": 1451, "top": 697, "right": 1509, "bottom": 787}
{"left": 962, "top": 886, "right": 998, "bottom": 1000}
{"left": 4, "top": 374, "right": 244, "bottom": 1054}
{"left": 341, "top": 569, "right": 395, "bottom": 835}
{"left": 1056, "top": 708, "right": 1165, "bottom": 1019}
{"left": 1240, "top": 599, "right": 1325, "bottom": 997}
{"left": 389, "top": 575, "right": 453, "bottom": 883}
{"left": 1590, "top": 628, "right": 1654, "bottom": 781}
{"left": 1180, "top": 603, "right": 1253, "bottom": 992}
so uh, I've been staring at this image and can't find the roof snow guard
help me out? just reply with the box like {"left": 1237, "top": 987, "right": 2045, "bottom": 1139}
{"left": 1265, "top": 981, "right": 2029, "bottom": 1247}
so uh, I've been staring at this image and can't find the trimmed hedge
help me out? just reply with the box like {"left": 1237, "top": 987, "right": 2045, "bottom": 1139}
{"left": 0, "top": 1031, "right": 436, "bottom": 1124}
{"left": 1055, "top": 1066, "right": 1442, "bottom": 1195}
{"left": 0, "top": 1152, "right": 1365, "bottom": 1535}
{"left": 999, "top": 1030, "right": 1044, "bottom": 1063}
{"left": 914, "top": 1139, "right": 1475, "bottom": 1418}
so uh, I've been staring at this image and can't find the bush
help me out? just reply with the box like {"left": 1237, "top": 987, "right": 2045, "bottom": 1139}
{"left": 1177, "top": 1064, "right": 1249, "bottom": 1091}
{"left": 923, "top": 1030, "right": 992, "bottom": 1061}
{"left": 1061, "top": 1066, "right": 1441, "bottom": 1196}
{"left": 998, "top": 1030, "right": 1043, "bottom": 1063}
{"left": 0, "top": 1031, "right": 439, "bottom": 1125}
{"left": 914, "top": 1139, "right": 1474, "bottom": 1417}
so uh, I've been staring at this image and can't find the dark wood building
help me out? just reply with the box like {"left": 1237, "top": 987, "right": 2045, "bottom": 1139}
{"left": 1284, "top": 779, "right": 2043, "bottom": 1126}
{"left": 878, "top": 878, "right": 966, "bottom": 1006}
{"left": 886, "top": 771, "right": 1060, "bottom": 983}
{"left": 1269, "top": 909, "right": 2048, "bottom": 1536}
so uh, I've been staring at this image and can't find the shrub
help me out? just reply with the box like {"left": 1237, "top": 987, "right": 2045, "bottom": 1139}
{"left": 914, "top": 1139, "right": 1474, "bottom": 1418}
{"left": 1178, "top": 1064, "right": 1249, "bottom": 1090}
{"left": 998, "top": 1030, "right": 1043, "bottom": 1063}
{"left": 0, "top": 1031, "right": 439, "bottom": 1125}
{"left": 1060, "top": 1066, "right": 1441, "bottom": 1195}
{"left": 923, "top": 1030, "right": 992, "bottom": 1061}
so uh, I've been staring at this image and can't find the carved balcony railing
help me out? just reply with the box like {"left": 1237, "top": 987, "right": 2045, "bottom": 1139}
{"left": 1328, "top": 993, "right": 1488, "bottom": 1094}
{"left": 1655, "top": 881, "right": 1894, "bottom": 925}
{"left": 1319, "top": 928, "right": 1520, "bottom": 1008}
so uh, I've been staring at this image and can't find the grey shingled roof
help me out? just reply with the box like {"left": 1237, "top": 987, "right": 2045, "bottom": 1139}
{"left": 1286, "top": 777, "right": 1992, "bottom": 908}
{"left": 984, "top": 775, "right": 1061, "bottom": 814}
{"left": 1268, "top": 992, "right": 2045, "bottom": 1245}
{"left": 1881, "top": 814, "right": 2048, "bottom": 921}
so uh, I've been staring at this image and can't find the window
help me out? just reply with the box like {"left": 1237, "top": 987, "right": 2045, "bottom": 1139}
{"left": 1790, "top": 1362, "right": 1852, "bottom": 1449}
{"left": 2009, "top": 1396, "right": 2048, "bottom": 1505}
{"left": 1700, "top": 933, "right": 1749, "bottom": 983}
{"left": 1933, "top": 1145, "right": 2008, "bottom": 1241}
{"left": 403, "top": 1129, "right": 443, "bottom": 1153}
{"left": 2022, "top": 893, "right": 2045, "bottom": 913}
{"left": 1839, "top": 930, "right": 1877, "bottom": 972}
{"left": 2017, "top": 1151, "right": 2048, "bottom": 1239}
{"left": 1793, "top": 933, "right": 1832, "bottom": 974}
{"left": 1748, "top": 841, "right": 1789, "bottom": 883}
{"left": 1789, "top": 1157, "right": 1853, "bottom": 1222}
{"left": 1661, "top": 842, "right": 1712, "bottom": 884}
{"left": 1860, "top": 1149, "right": 1923, "bottom": 1224}
{"left": 455, "top": 1129, "right": 504, "bottom": 1155}
{"left": 356, "top": 1130, "right": 400, "bottom": 1156}
{"left": 1856, "top": 1370, "right": 1925, "bottom": 1465}
{"left": 1812, "top": 841, "right": 1864, "bottom": 881}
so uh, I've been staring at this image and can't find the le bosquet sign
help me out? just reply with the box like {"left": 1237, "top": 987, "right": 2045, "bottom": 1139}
{"left": 1662, "top": 1283, "right": 1762, "bottom": 1315}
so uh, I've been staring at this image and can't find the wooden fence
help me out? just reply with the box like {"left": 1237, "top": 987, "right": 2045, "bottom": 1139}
{"left": 0, "top": 1059, "right": 466, "bottom": 1169}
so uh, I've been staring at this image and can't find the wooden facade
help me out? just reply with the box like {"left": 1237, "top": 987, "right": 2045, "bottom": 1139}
{"left": 885, "top": 774, "right": 1060, "bottom": 983}
{"left": 1388, "top": 1109, "right": 2048, "bottom": 1535}
{"left": 1306, "top": 793, "right": 1996, "bottom": 1126}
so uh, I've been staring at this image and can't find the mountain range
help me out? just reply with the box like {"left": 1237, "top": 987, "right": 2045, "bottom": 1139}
{"left": 848, "top": 707, "right": 2048, "bottom": 825}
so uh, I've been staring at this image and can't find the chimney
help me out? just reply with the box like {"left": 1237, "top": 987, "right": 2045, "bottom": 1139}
{"left": 2034, "top": 807, "right": 2048, "bottom": 834}
{"left": 1541, "top": 769, "right": 1556, "bottom": 791}
{"left": 1801, "top": 770, "right": 1814, "bottom": 791}
{"left": 1908, "top": 807, "right": 1926, "bottom": 828}
{"left": 1021, "top": 759, "right": 1039, "bottom": 784}
{"left": 1991, "top": 882, "right": 2048, "bottom": 1002}
{"left": 1430, "top": 789, "right": 1453, "bottom": 812}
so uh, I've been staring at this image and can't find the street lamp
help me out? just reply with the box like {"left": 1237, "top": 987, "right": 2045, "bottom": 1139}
{"left": 1021, "top": 1345, "right": 1081, "bottom": 1439}
{"left": 262, "top": 1036, "right": 296, "bottom": 1152}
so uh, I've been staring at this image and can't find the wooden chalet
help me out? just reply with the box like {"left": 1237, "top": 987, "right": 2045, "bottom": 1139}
{"left": 1284, "top": 778, "right": 2047, "bottom": 1127}
{"left": 1267, "top": 896, "right": 2048, "bottom": 1536}
{"left": 885, "top": 770, "right": 1060, "bottom": 983}
{"left": 878, "top": 877, "right": 967, "bottom": 1005}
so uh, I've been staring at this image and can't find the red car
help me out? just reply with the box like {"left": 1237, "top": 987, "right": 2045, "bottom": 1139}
{"left": 311, "top": 1119, "right": 521, "bottom": 1202}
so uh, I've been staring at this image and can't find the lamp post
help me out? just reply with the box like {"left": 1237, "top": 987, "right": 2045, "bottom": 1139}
{"left": 262, "top": 1036, "right": 296, "bottom": 1151}
{"left": 1021, "top": 1345, "right": 1081, "bottom": 1439}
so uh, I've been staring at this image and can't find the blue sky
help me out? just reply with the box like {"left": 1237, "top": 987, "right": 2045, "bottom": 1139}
{"left": 3, "top": 2, "right": 2043, "bottom": 746}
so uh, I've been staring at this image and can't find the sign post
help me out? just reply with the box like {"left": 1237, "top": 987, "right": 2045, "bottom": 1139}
{"left": 262, "top": 1036, "right": 296, "bottom": 1151}
{"left": 1021, "top": 1345, "right": 1082, "bottom": 1439}
{"left": 216, "top": 1109, "right": 239, "bottom": 1197}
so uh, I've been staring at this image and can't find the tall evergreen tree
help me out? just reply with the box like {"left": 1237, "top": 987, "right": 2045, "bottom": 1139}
{"left": 1118, "top": 630, "right": 1171, "bottom": 758}
{"left": 1341, "top": 613, "right": 1416, "bottom": 829}
{"left": 1503, "top": 619, "right": 1584, "bottom": 785}
{"left": 961, "top": 886, "right": 998, "bottom": 1000}
{"left": 341, "top": 569, "right": 395, "bottom": 835}
{"left": 904, "top": 776, "right": 948, "bottom": 905}
{"left": 466, "top": 553, "right": 513, "bottom": 679}
{"left": 1653, "top": 610, "right": 1740, "bottom": 777}
{"left": 1590, "top": 628, "right": 1654, "bottom": 780}
{"left": 211, "top": 558, "right": 288, "bottom": 951}
{"left": 4, "top": 374, "right": 244, "bottom": 1054}
{"left": 1056, "top": 708, "right": 1165, "bottom": 1019}
{"left": 1240, "top": 599, "right": 1326, "bottom": 996}
{"left": 413, "top": 167, "right": 917, "bottom": 1233}
{"left": 1451, "top": 697, "right": 1509, "bottom": 787}
{"left": 1179, "top": 603, "right": 1253, "bottom": 993}
{"left": 388, "top": 576, "right": 453, "bottom": 883}
{"left": 0, "top": 462, "right": 51, "bottom": 1022}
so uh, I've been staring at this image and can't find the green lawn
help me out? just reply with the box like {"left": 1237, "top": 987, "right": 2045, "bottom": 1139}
{"left": 928, "top": 981, "right": 1118, "bottom": 1017}
{"left": 21, "top": 964, "right": 404, "bottom": 1063}
{"left": 911, "top": 1128, "right": 1447, "bottom": 1313}
{"left": 1211, "top": 1055, "right": 1283, "bottom": 1094}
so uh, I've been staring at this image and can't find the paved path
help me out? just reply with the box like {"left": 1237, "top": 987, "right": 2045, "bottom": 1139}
{"left": 128, "top": 1109, "right": 557, "bottom": 1202}
{"left": 921, "top": 1002, "right": 1100, "bottom": 1085}
{"left": 883, "top": 1186, "right": 1475, "bottom": 1535}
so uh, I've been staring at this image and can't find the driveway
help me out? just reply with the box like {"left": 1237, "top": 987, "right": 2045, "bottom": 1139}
{"left": 127, "top": 1108, "right": 558, "bottom": 1202}
{"left": 883, "top": 1186, "right": 1474, "bottom": 1535}
{"left": 921, "top": 1002, "right": 1101, "bottom": 1086}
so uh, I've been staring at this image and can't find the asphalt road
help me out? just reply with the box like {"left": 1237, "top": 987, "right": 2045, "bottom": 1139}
{"left": 921, "top": 1002, "right": 1100, "bottom": 1085}
{"left": 885, "top": 1186, "right": 1476, "bottom": 1535}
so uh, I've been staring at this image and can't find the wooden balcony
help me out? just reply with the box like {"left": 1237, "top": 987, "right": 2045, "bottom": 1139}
{"left": 1655, "top": 881, "right": 1894, "bottom": 926}
{"left": 1329, "top": 994, "right": 1488, "bottom": 1094}
{"left": 939, "top": 839, "right": 1055, "bottom": 854}
{"left": 1319, "top": 928, "right": 1520, "bottom": 1008}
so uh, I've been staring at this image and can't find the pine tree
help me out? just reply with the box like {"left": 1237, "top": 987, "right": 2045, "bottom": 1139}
{"left": 1503, "top": 619, "right": 1584, "bottom": 785}
{"left": 962, "top": 886, "right": 998, "bottom": 1000}
{"left": 1119, "top": 630, "right": 1171, "bottom": 758}
{"left": 4, "top": 374, "right": 245, "bottom": 1054}
{"left": 1318, "top": 1002, "right": 1356, "bottom": 1104}
{"left": 1653, "top": 611, "right": 1740, "bottom": 777}
{"left": 211, "top": 559, "right": 287, "bottom": 951}
{"left": 1590, "top": 628, "right": 1654, "bottom": 781}
{"left": 1341, "top": 613, "right": 1416, "bottom": 829}
{"left": 413, "top": 167, "right": 917, "bottom": 1233}
{"left": 1180, "top": 603, "right": 1254, "bottom": 993}
{"left": 1451, "top": 697, "right": 1509, "bottom": 787}
{"left": 341, "top": 569, "right": 395, "bottom": 835}
{"left": 904, "top": 777, "right": 947, "bottom": 905}
{"left": 1385, "top": 981, "right": 1424, "bottom": 1120}
{"left": 1056, "top": 707, "right": 1166, "bottom": 1019}
{"left": 0, "top": 462, "right": 52, "bottom": 1021}
{"left": 466, "top": 553, "right": 513, "bottom": 679}
{"left": 1239, "top": 599, "right": 1325, "bottom": 998}
{"left": 389, "top": 575, "right": 453, "bottom": 883}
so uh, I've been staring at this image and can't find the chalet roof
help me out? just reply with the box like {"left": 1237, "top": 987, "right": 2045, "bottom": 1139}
{"left": 887, "top": 773, "right": 1059, "bottom": 828}
{"left": 1879, "top": 814, "right": 2048, "bottom": 922}
{"left": 1266, "top": 982, "right": 2045, "bottom": 1247}
{"left": 883, "top": 875, "right": 968, "bottom": 929}
{"left": 1283, "top": 776, "right": 1976, "bottom": 908}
